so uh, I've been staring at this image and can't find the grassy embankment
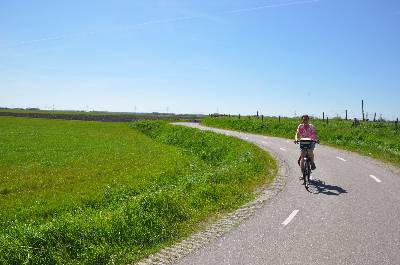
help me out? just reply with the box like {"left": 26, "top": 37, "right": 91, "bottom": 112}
{"left": 203, "top": 116, "right": 400, "bottom": 167}
{"left": 0, "top": 117, "right": 276, "bottom": 264}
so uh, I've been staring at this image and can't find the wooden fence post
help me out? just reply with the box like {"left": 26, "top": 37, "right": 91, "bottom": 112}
{"left": 362, "top": 99, "right": 365, "bottom": 122}
{"left": 345, "top": 110, "right": 348, "bottom": 120}
{"left": 256, "top": 110, "right": 259, "bottom": 118}
{"left": 261, "top": 115, "right": 264, "bottom": 122}
{"left": 326, "top": 116, "right": 329, "bottom": 124}
{"left": 373, "top": 113, "right": 376, "bottom": 122}
{"left": 323, "top": 112, "right": 325, "bottom": 121}
{"left": 239, "top": 114, "right": 241, "bottom": 119}
{"left": 279, "top": 116, "right": 281, "bottom": 123}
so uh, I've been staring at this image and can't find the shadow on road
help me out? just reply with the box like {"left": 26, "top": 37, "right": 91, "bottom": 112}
{"left": 307, "top": 179, "right": 347, "bottom": 195}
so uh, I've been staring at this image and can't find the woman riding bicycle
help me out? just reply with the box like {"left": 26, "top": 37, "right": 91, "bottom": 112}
{"left": 295, "top": 114, "right": 319, "bottom": 171}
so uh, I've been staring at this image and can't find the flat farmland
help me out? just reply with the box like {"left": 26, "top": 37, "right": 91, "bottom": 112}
{"left": 0, "top": 117, "right": 275, "bottom": 264}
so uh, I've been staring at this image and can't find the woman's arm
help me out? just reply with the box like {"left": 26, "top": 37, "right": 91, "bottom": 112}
{"left": 295, "top": 125, "right": 301, "bottom": 141}
{"left": 312, "top": 124, "right": 319, "bottom": 142}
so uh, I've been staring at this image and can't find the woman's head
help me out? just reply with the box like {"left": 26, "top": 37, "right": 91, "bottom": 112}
{"left": 301, "top": 114, "right": 310, "bottom": 124}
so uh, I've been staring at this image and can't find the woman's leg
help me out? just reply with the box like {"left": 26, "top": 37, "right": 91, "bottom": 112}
{"left": 300, "top": 151, "right": 305, "bottom": 173}
{"left": 310, "top": 150, "right": 316, "bottom": 169}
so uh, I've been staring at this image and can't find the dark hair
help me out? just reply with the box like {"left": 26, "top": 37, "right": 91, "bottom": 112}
{"left": 301, "top": 115, "right": 309, "bottom": 121}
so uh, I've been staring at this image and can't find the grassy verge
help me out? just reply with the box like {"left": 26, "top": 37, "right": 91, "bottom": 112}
{"left": 0, "top": 117, "right": 276, "bottom": 264}
{"left": 202, "top": 116, "right": 400, "bottom": 167}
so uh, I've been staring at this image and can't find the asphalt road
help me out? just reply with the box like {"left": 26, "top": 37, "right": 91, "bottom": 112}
{"left": 174, "top": 123, "right": 400, "bottom": 265}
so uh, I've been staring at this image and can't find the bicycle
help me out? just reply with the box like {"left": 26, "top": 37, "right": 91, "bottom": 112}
{"left": 294, "top": 138, "right": 318, "bottom": 189}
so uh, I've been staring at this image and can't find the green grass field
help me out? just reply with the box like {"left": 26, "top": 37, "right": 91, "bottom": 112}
{"left": 203, "top": 116, "right": 400, "bottom": 167}
{"left": 0, "top": 117, "right": 275, "bottom": 264}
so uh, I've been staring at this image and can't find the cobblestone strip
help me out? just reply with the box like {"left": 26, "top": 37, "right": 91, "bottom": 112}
{"left": 135, "top": 152, "right": 289, "bottom": 265}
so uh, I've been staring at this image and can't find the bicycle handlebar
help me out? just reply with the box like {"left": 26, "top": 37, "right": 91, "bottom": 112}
{"left": 294, "top": 139, "right": 320, "bottom": 144}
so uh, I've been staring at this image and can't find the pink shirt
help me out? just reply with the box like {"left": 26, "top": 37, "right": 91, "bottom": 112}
{"left": 297, "top": 123, "right": 317, "bottom": 140}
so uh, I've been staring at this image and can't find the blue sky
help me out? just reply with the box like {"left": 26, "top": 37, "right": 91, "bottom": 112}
{"left": 1, "top": 0, "right": 399, "bottom": 119}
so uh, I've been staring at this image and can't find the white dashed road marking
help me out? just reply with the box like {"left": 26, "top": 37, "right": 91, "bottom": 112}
{"left": 282, "top": 210, "right": 299, "bottom": 226}
{"left": 336, "top": 156, "right": 347, "bottom": 162}
{"left": 369, "top": 175, "right": 381, "bottom": 183}
{"left": 280, "top": 148, "right": 287, "bottom": 152}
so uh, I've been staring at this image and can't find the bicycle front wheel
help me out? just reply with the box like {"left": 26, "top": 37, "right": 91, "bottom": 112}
{"left": 304, "top": 161, "right": 311, "bottom": 188}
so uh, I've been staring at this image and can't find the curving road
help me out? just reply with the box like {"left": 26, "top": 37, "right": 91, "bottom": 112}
{"left": 173, "top": 123, "right": 400, "bottom": 265}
